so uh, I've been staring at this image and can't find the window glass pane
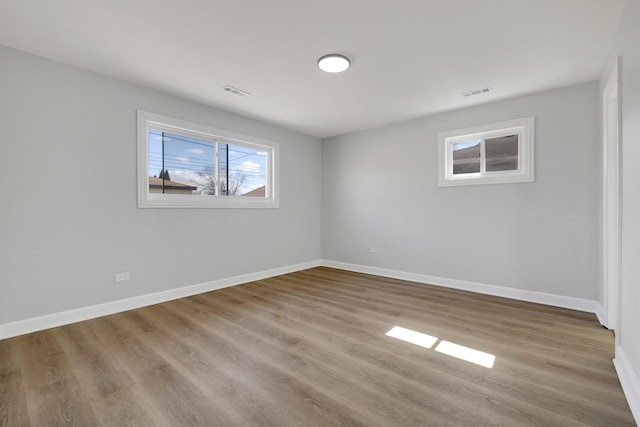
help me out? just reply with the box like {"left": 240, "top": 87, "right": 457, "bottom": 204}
{"left": 452, "top": 140, "right": 481, "bottom": 174}
{"left": 148, "top": 130, "right": 215, "bottom": 195}
{"left": 221, "top": 143, "right": 268, "bottom": 197}
{"left": 486, "top": 134, "right": 518, "bottom": 172}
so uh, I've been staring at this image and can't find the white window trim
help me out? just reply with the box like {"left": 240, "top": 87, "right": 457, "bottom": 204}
{"left": 437, "top": 116, "right": 534, "bottom": 187}
{"left": 137, "top": 110, "right": 279, "bottom": 208}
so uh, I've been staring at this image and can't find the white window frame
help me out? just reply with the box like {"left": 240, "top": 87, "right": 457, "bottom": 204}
{"left": 137, "top": 110, "right": 279, "bottom": 208}
{"left": 437, "top": 117, "right": 534, "bottom": 187}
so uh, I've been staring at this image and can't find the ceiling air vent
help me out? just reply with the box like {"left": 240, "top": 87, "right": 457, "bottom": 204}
{"left": 223, "top": 85, "right": 250, "bottom": 97}
{"left": 462, "top": 87, "right": 491, "bottom": 97}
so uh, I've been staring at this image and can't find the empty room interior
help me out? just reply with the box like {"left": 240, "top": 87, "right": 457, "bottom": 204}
{"left": 1, "top": 1, "right": 640, "bottom": 426}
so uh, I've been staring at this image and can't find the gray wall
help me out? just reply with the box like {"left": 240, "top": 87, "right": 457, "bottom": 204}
{"left": 322, "top": 83, "right": 600, "bottom": 300}
{"left": 604, "top": 0, "right": 640, "bottom": 410}
{"left": 0, "top": 46, "right": 322, "bottom": 324}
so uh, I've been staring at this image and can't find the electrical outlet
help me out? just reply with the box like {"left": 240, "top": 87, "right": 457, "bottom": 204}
{"left": 370, "top": 247, "right": 378, "bottom": 253}
{"left": 115, "top": 272, "right": 130, "bottom": 282}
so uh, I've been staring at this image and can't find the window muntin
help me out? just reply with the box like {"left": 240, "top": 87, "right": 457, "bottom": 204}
{"left": 138, "top": 110, "right": 278, "bottom": 208}
{"left": 438, "top": 117, "right": 534, "bottom": 186}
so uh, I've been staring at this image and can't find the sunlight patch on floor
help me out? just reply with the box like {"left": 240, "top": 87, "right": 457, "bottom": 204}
{"left": 385, "top": 326, "right": 438, "bottom": 349}
{"left": 386, "top": 326, "right": 495, "bottom": 368}
{"left": 435, "top": 340, "right": 495, "bottom": 368}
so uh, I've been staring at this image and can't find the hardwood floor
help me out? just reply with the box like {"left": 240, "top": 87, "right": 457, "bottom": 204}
{"left": 0, "top": 267, "right": 635, "bottom": 426}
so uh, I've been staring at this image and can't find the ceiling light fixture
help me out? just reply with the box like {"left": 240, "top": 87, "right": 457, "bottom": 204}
{"left": 318, "top": 54, "right": 350, "bottom": 73}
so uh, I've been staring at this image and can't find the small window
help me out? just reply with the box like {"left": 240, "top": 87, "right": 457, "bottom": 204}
{"left": 438, "top": 117, "right": 534, "bottom": 186}
{"left": 137, "top": 110, "right": 278, "bottom": 208}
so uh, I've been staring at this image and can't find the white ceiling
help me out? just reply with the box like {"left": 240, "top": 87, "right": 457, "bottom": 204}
{"left": 0, "top": 0, "right": 622, "bottom": 138}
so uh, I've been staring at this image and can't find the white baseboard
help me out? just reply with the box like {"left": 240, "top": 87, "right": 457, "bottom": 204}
{"left": 614, "top": 346, "right": 640, "bottom": 424}
{"left": 0, "top": 259, "right": 602, "bottom": 339}
{"left": 0, "top": 260, "right": 322, "bottom": 340}
{"left": 321, "top": 260, "right": 600, "bottom": 314}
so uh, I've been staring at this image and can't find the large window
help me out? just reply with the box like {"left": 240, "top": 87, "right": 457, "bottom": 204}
{"left": 438, "top": 117, "right": 534, "bottom": 186}
{"left": 137, "top": 110, "right": 278, "bottom": 208}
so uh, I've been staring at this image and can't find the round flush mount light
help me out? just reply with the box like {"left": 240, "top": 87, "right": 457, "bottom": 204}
{"left": 318, "top": 54, "right": 350, "bottom": 73}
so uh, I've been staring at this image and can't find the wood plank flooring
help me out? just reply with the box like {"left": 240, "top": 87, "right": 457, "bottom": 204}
{"left": 0, "top": 267, "right": 635, "bottom": 426}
